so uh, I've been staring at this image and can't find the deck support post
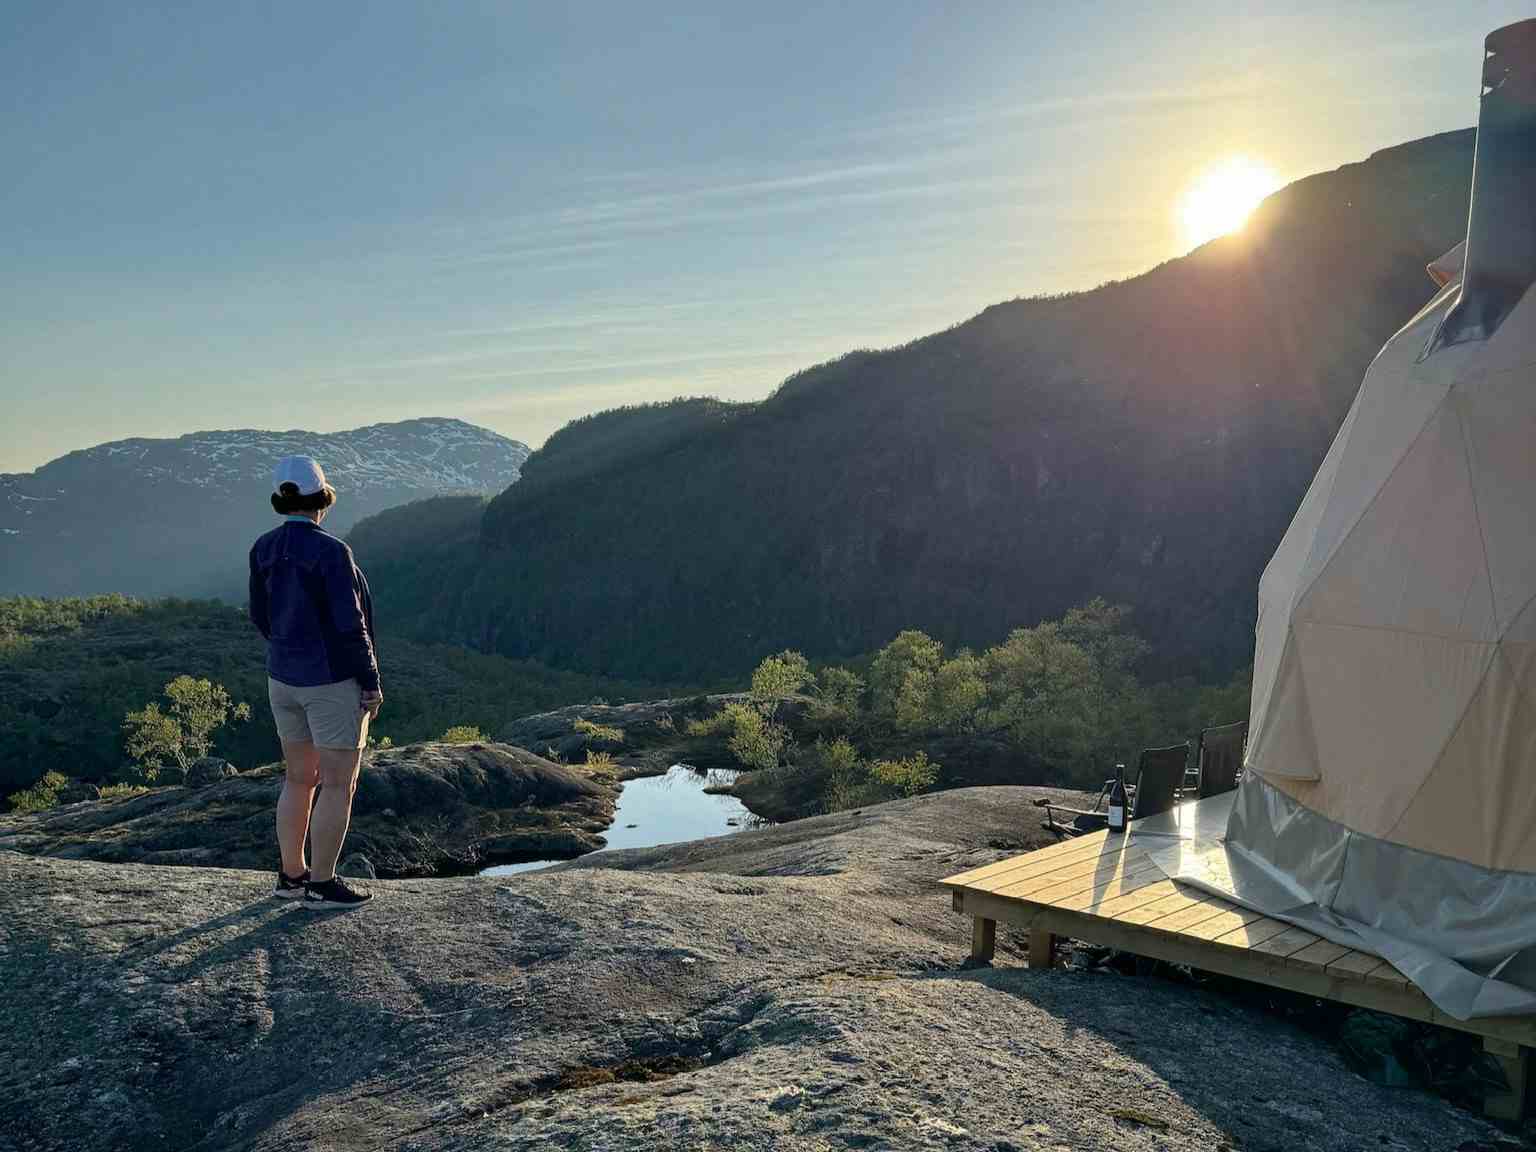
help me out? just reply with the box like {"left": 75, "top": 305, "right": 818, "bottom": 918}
{"left": 1484, "top": 1037, "right": 1530, "bottom": 1121}
{"left": 1028, "top": 928, "right": 1057, "bottom": 969}
{"left": 970, "top": 916, "right": 996, "bottom": 964}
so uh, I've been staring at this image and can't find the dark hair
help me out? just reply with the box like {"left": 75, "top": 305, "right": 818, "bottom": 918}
{"left": 271, "top": 482, "right": 337, "bottom": 515}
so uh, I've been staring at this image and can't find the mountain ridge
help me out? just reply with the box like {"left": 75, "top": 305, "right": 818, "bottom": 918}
{"left": 0, "top": 417, "right": 529, "bottom": 598}
{"left": 362, "top": 129, "right": 1478, "bottom": 683}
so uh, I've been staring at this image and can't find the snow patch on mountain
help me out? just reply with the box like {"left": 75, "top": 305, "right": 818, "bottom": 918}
{"left": 18, "top": 417, "right": 529, "bottom": 498}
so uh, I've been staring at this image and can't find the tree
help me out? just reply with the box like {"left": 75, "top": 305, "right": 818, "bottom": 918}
{"left": 814, "top": 666, "right": 866, "bottom": 720}
{"left": 122, "top": 676, "right": 250, "bottom": 782}
{"left": 750, "top": 650, "right": 810, "bottom": 702}
{"left": 722, "top": 703, "right": 786, "bottom": 772}
{"left": 980, "top": 622, "right": 1101, "bottom": 776}
{"left": 1060, "top": 599, "right": 1149, "bottom": 692}
{"left": 931, "top": 653, "right": 987, "bottom": 732}
{"left": 869, "top": 630, "right": 943, "bottom": 729}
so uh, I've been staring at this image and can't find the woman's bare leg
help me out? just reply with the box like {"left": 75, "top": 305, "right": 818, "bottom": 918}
{"left": 276, "top": 740, "right": 320, "bottom": 877}
{"left": 308, "top": 746, "right": 364, "bottom": 883}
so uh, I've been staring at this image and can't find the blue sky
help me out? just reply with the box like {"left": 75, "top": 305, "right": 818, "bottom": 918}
{"left": 2, "top": 2, "right": 1525, "bottom": 471}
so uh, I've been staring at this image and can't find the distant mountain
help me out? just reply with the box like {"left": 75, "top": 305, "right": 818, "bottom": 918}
{"left": 0, "top": 418, "right": 530, "bottom": 599}
{"left": 366, "top": 130, "right": 1478, "bottom": 684}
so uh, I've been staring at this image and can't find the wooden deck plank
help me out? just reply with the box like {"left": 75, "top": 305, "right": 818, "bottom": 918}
{"left": 1142, "top": 895, "right": 1241, "bottom": 934}
{"left": 940, "top": 831, "right": 1119, "bottom": 889}
{"left": 940, "top": 835, "right": 1112, "bottom": 890}
{"left": 1287, "top": 939, "right": 1353, "bottom": 970}
{"left": 1366, "top": 960, "right": 1411, "bottom": 987}
{"left": 1208, "top": 915, "right": 1294, "bottom": 950}
{"left": 1078, "top": 879, "right": 1182, "bottom": 919}
{"left": 1114, "top": 888, "right": 1210, "bottom": 926}
{"left": 1037, "top": 856, "right": 1165, "bottom": 904}
{"left": 993, "top": 848, "right": 1153, "bottom": 900}
{"left": 968, "top": 841, "right": 1142, "bottom": 897}
{"left": 1179, "top": 904, "right": 1270, "bottom": 941}
{"left": 1325, "top": 950, "right": 1386, "bottom": 977}
{"left": 1047, "top": 860, "right": 1168, "bottom": 911}
{"left": 1247, "top": 924, "right": 1324, "bottom": 960}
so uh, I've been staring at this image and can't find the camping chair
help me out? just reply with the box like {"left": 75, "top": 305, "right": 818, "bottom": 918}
{"left": 1038, "top": 742, "right": 1191, "bottom": 836}
{"left": 1193, "top": 720, "right": 1247, "bottom": 799}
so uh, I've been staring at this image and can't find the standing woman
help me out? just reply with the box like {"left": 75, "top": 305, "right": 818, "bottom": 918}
{"left": 249, "top": 456, "right": 382, "bottom": 909}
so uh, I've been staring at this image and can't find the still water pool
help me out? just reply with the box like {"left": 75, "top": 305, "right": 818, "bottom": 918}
{"left": 482, "top": 764, "right": 756, "bottom": 876}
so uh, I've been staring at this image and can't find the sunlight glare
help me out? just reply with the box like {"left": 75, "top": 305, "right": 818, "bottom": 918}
{"left": 1178, "top": 156, "right": 1282, "bottom": 250}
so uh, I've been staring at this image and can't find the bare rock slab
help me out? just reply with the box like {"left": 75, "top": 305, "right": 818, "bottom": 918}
{"left": 0, "top": 787, "right": 1505, "bottom": 1151}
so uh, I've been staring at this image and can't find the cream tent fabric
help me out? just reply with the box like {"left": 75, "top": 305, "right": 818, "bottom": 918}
{"left": 1149, "top": 254, "right": 1536, "bottom": 1019}
{"left": 1150, "top": 18, "right": 1536, "bottom": 1020}
{"left": 1245, "top": 246, "right": 1536, "bottom": 874}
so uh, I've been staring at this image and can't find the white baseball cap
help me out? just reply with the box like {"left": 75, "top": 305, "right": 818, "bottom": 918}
{"left": 272, "top": 455, "right": 329, "bottom": 496}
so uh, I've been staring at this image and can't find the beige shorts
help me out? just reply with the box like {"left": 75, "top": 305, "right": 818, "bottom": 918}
{"left": 268, "top": 677, "right": 371, "bottom": 749}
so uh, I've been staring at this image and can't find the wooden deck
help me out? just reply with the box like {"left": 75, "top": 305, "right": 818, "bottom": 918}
{"left": 942, "top": 818, "right": 1535, "bottom": 1121}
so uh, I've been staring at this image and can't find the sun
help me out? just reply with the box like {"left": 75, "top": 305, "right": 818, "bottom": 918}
{"left": 1178, "top": 156, "right": 1282, "bottom": 250}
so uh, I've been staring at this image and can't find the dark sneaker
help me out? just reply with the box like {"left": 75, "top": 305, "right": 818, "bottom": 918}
{"left": 274, "top": 869, "right": 309, "bottom": 899}
{"left": 303, "top": 876, "right": 373, "bottom": 911}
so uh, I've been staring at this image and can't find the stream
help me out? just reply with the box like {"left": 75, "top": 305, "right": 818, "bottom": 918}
{"left": 482, "top": 764, "right": 758, "bottom": 876}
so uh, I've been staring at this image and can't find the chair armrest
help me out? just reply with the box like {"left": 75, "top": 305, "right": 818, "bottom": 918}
{"left": 1040, "top": 805, "right": 1108, "bottom": 820}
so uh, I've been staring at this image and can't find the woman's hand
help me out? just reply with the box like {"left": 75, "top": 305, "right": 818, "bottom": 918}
{"left": 361, "top": 690, "right": 383, "bottom": 720}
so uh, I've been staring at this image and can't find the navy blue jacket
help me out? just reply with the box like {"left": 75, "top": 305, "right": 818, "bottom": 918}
{"left": 249, "top": 519, "right": 380, "bottom": 693}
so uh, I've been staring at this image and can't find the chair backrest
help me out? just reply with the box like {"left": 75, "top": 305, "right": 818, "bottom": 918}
{"left": 1196, "top": 720, "right": 1248, "bottom": 799}
{"left": 1131, "top": 743, "right": 1190, "bottom": 821}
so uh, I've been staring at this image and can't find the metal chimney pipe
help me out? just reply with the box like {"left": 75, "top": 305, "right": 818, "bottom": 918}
{"left": 1434, "top": 19, "right": 1536, "bottom": 349}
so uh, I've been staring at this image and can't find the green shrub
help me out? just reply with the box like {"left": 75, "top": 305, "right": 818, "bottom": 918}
{"left": 98, "top": 783, "right": 150, "bottom": 800}
{"left": 440, "top": 725, "right": 485, "bottom": 744}
{"left": 808, "top": 735, "right": 861, "bottom": 782}
{"left": 725, "top": 704, "right": 786, "bottom": 772}
{"left": 584, "top": 749, "right": 618, "bottom": 771}
{"left": 573, "top": 717, "right": 624, "bottom": 743}
{"left": 6, "top": 771, "right": 67, "bottom": 813}
{"left": 868, "top": 751, "right": 938, "bottom": 797}
{"left": 686, "top": 709, "right": 733, "bottom": 738}
{"left": 688, "top": 702, "right": 786, "bottom": 772}
{"left": 808, "top": 737, "right": 880, "bottom": 813}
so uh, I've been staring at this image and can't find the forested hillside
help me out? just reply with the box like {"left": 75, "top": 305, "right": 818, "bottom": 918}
{"left": 0, "top": 597, "right": 666, "bottom": 801}
{"left": 364, "top": 130, "right": 1476, "bottom": 684}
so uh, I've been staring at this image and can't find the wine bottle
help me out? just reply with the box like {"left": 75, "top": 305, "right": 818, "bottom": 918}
{"left": 1107, "top": 763, "right": 1128, "bottom": 834}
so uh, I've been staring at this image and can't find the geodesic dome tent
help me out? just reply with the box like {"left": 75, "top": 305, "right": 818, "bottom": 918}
{"left": 1157, "top": 19, "right": 1536, "bottom": 1020}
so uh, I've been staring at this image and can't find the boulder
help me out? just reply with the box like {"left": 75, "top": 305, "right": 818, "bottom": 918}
{"left": 54, "top": 780, "right": 100, "bottom": 805}
{"left": 338, "top": 852, "right": 376, "bottom": 880}
{"left": 184, "top": 757, "right": 237, "bottom": 788}
{"left": 0, "top": 741, "right": 618, "bottom": 877}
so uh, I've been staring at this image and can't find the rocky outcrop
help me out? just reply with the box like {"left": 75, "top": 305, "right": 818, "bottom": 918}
{"left": 0, "top": 741, "right": 615, "bottom": 877}
{"left": 0, "top": 786, "right": 1502, "bottom": 1151}
{"left": 184, "top": 756, "right": 237, "bottom": 789}
{"left": 498, "top": 693, "right": 818, "bottom": 776}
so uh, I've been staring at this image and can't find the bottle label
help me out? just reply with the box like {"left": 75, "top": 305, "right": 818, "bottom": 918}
{"left": 1108, "top": 804, "right": 1125, "bottom": 828}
